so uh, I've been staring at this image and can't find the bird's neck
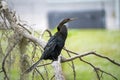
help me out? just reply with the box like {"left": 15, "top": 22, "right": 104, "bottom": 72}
{"left": 59, "top": 26, "right": 68, "bottom": 39}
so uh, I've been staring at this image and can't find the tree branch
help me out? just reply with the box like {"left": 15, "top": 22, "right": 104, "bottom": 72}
{"left": 61, "top": 50, "right": 120, "bottom": 80}
{"left": 2, "top": 32, "right": 22, "bottom": 80}
{"left": 65, "top": 48, "right": 76, "bottom": 80}
{"left": 35, "top": 68, "right": 45, "bottom": 80}
{"left": 30, "top": 49, "right": 120, "bottom": 80}
{"left": 80, "top": 58, "right": 118, "bottom": 80}
{"left": 52, "top": 57, "right": 65, "bottom": 80}
{"left": 61, "top": 51, "right": 120, "bottom": 67}
{"left": 80, "top": 58, "right": 100, "bottom": 80}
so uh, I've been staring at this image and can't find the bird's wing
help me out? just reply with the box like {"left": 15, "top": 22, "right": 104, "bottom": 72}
{"left": 41, "top": 35, "right": 58, "bottom": 59}
{"left": 44, "top": 35, "right": 56, "bottom": 50}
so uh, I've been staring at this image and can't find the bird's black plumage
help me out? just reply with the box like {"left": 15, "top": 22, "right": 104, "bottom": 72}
{"left": 40, "top": 25, "right": 67, "bottom": 61}
{"left": 24, "top": 18, "right": 74, "bottom": 73}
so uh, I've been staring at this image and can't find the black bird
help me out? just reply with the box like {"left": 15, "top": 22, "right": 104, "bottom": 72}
{"left": 24, "top": 18, "right": 75, "bottom": 73}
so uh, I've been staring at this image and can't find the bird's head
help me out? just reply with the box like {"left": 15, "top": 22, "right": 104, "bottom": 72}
{"left": 57, "top": 18, "right": 77, "bottom": 31}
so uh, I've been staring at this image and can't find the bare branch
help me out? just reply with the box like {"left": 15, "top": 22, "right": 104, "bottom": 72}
{"left": 31, "top": 43, "right": 37, "bottom": 60}
{"left": 32, "top": 70, "right": 35, "bottom": 80}
{"left": 61, "top": 51, "right": 120, "bottom": 67}
{"left": 2, "top": 39, "right": 18, "bottom": 80}
{"left": 80, "top": 58, "right": 101, "bottom": 80}
{"left": 37, "top": 62, "right": 52, "bottom": 67}
{"left": 0, "top": 36, "right": 4, "bottom": 57}
{"left": 35, "top": 68, "right": 45, "bottom": 80}
{"left": 62, "top": 50, "right": 119, "bottom": 80}
{"left": 40, "top": 29, "right": 52, "bottom": 39}
{"left": 0, "top": 1, "right": 46, "bottom": 49}
{"left": 80, "top": 58, "right": 118, "bottom": 80}
{"left": 43, "top": 65, "right": 49, "bottom": 80}
{"left": 50, "top": 75, "right": 55, "bottom": 80}
{"left": 98, "top": 68, "right": 118, "bottom": 80}
{"left": 65, "top": 48, "right": 76, "bottom": 80}
{"left": 23, "top": 32, "right": 46, "bottom": 48}
{"left": 2, "top": 32, "right": 23, "bottom": 80}
{"left": 52, "top": 60, "right": 65, "bottom": 80}
{"left": 17, "top": 23, "right": 31, "bottom": 34}
{"left": 89, "top": 52, "right": 120, "bottom": 67}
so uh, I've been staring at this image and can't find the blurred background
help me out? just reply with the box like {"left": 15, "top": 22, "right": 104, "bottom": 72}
{"left": 0, "top": 0, "right": 119, "bottom": 80}
{"left": 8, "top": 0, "right": 120, "bottom": 30}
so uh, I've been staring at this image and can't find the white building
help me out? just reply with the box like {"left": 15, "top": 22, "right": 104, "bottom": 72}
{"left": 8, "top": 0, "right": 120, "bottom": 30}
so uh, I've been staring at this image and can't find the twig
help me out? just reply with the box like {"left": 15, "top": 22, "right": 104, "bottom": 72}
{"left": 35, "top": 68, "right": 45, "bottom": 80}
{"left": 40, "top": 29, "right": 52, "bottom": 39}
{"left": 32, "top": 70, "right": 35, "bottom": 80}
{"left": 50, "top": 75, "right": 55, "bottom": 80}
{"left": 80, "top": 58, "right": 118, "bottom": 80}
{"left": 2, "top": 41, "right": 18, "bottom": 80}
{"left": 3, "top": 12, "right": 9, "bottom": 29}
{"left": 98, "top": 68, "right": 118, "bottom": 80}
{"left": 62, "top": 49, "right": 119, "bottom": 80}
{"left": 17, "top": 23, "right": 31, "bottom": 34}
{"left": 80, "top": 58, "right": 100, "bottom": 80}
{"left": 37, "top": 62, "right": 52, "bottom": 67}
{"left": 31, "top": 46, "right": 45, "bottom": 80}
{"left": 0, "top": 12, "right": 9, "bottom": 29}
{"left": 63, "top": 48, "right": 79, "bottom": 55}
{"left": 89, "top": 52, "right": 120, "bottom": 67}
{"left": 31, "top": 43, "right": 37, "bottom": 60}
{"left": 43, "top": 65, "right": 49, "bottom": 80}
{"left": 65, "top": 48, "right": 76, "bottom": 80}
{"left": 61, "top": 51, "right": 120, "bottom": 67}
{"left": 0, "top": 33, "right": 4, "bottom": 56}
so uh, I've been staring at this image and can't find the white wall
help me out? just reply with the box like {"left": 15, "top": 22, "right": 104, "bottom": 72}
{"left": 8, "top": 0, "right": 48, "bottom": 30}
{"left": 8, "top": 0, "right": 120, "bottom": 30}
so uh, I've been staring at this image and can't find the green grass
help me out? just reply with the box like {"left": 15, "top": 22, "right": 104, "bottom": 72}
{"left": 0, "top": 29, "right": 120, "bottom": 80}
{"left": 61, "top": 29, "right": 120, "bottom": 80}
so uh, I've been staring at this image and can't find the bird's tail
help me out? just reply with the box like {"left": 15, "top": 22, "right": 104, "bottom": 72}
{"left": 23, "top": 59, "right": 42, "bottom": 74}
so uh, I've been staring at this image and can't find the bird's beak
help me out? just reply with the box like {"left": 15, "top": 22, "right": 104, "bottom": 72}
{"left": 69, "top": 18, "right": 78, "bottom": 21}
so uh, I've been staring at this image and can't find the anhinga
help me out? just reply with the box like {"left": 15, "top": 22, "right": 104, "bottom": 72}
{"left": 24, "top": 18, "right": 75, "bottom": 73}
